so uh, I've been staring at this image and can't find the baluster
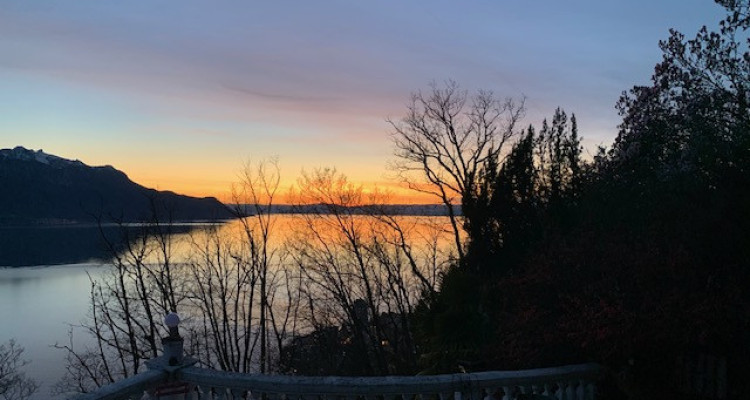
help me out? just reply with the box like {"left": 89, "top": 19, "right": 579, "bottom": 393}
{"left": 186, "top": 385, "right": 200, "bottom": 400}
{"left": 717, "top": 356, "right": 727, "bottom": 399}
{"left": 230, "top": 388, "right": 245, "bottom": 400}
{"left": 566, "top": 381, "right": 575, "bottom": 400}
{"left": 216, "top": 387, "right": 231, "bottom": 400}
{"left": 542, "top": 383, "right": 552, "bottom": 398}
{"left": 500, "top": 385, "right": 511, "bottom": 400}
{"left": 470, "top": 385, "right": 481, "bottom": 400}
{"left": 707, "top": 355, "right": 717, "bottom": 397}
{"left": 584, "top": 381, "right": 595, "bottom": 400}
{"left": 556, "top": 381, "right": 567, "bottom": 400}
{"left": 575, "top": 380, "right": 584, "bottom": 400}
{"left": 481, "top": 386, "right": 494, "bottom": 400}
{"left": 696, "top": 353, "right": 706, "bottom": 395}
{"left": 198, "top": 385, "right": 213, "bottom": 400}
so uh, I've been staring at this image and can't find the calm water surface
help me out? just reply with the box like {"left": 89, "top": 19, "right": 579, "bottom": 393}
{"left": 0, "top": 263, "right": 107, "bottom": 399}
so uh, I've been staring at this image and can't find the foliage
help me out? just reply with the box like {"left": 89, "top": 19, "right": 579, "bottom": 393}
{"left": 613, "top": 0, "right": 750, "bottom": 186}
{"left": 413, "top": 5, "right": 750, "bottom": 398}
{"left": 467, "top": 108, "right": 582, "bottom": 275}
{"left": 413, "top": 107, "right": 583, "bottom": 372}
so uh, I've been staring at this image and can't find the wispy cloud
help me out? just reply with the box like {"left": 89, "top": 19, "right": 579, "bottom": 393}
{"left": 223, "top": 84, "right": 342, "bottom": 104}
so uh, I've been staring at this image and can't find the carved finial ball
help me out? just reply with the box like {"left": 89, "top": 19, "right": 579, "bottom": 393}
{"left": 165, "top": 312, "right": 180, "bottom": 328}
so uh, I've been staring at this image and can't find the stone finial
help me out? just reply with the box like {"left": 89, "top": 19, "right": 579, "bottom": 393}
{"left": 165, "top": 312, "right": 181, "bottom": 339}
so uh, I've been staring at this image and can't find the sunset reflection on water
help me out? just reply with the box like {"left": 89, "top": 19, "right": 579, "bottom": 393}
{"left": 0, "top": 213, "right": 458, "bottom": 399}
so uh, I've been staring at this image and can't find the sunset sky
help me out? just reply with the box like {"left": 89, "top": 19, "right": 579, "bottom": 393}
{"left": 0, "top": 1, "right": 726, "bottom": 203}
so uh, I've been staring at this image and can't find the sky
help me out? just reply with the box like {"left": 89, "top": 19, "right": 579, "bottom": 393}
{"left": 0, "top": 1, "right": 727, "bottom": 203}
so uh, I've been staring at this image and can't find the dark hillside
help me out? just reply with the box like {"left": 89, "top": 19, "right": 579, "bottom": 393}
{"left": 0, "top": 146, "right": 233, "bottom": 225}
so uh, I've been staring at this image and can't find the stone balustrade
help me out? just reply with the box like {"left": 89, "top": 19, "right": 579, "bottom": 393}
{"left": 179, "top": 362, "right": 601, "bottom": 400}
{"left": 73, "top": 361, "right": 601, "bottom": 400}
{"left": 71, "top": 313, "right": 602, "bottom": 400}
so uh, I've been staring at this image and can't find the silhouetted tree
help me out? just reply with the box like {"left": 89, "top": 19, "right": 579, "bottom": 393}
{"left": 0, "top": 340, "right": 37, "bottom": 400}
{"left": 471, "top": 3, "right": 750, "bottom": 397}
{"left": 614, "top": 0, "right": 750, "bottom": 186}
{"left": 389, "top": 81, "right": 525, "bottom": 262}
{"left": 54, "top": 206, "right": 186, "bottom": 395}
{"left": 413, "top": 108, "right": 584, "bottom": 372}
{"left": 55, "top": 161, "right": 295, "bottom": 395}
{"left": 283, "top": 168, "right": 449, "bottom": 375}
{"left": 462, "top": 108, "right": 582, "bottom": 275}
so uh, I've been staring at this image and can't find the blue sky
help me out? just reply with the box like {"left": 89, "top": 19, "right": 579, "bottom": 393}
{"left": 0, "top": 1, "right": 727, "bottom": 200}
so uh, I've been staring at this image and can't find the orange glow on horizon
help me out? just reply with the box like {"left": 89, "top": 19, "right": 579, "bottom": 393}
{"left": 130, "top": 172, "right": 443, "bottom": 205}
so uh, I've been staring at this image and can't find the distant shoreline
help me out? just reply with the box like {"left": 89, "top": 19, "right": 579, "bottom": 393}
{"left": 228, "top": 203, "right": 458, "bottom": 217}
{"left": 0, "top": 205, "right": 457, "bottom": 228}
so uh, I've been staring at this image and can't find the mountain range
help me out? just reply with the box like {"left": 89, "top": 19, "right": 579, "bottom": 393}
{"left": 0, "top": 146, "right": 233, "bottom": 225}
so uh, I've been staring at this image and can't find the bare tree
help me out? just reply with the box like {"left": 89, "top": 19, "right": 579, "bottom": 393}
{"left": 0, "top": 340, "right": 37, "bottom": 400}
{"left": 389, "top": 81, "right": 525, "bottom": 261}
{"left": 284, "top": 168, "right": 449, "bottom": 374}
{"left": 186, "top": 158, "right": 294, "bottom": 373}
{"left": 53, "top": 207, "right": 187, "bottom": 395}
{"left": 186, "top": 226, "right": 259, "bottom": 372}
{"left": 55, "top": 158, "right": 455, "bottom": 390}
{"left": 55, "top": 161, "right": 300, "bottom": 397}
{"left": 230, "top": 158, "right": 288, "bottom": 373}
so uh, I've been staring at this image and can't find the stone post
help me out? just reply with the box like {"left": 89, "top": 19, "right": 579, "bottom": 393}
{"left": 162, "top": 312, "right": 184, "bottom": 366}
{"left": 144, "top": 312, "right": 196, "bottom": 399}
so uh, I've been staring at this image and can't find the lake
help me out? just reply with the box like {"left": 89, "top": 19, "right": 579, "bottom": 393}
{"left": 0, "top": 214, "right": 454, "bottom": 399}
{"left": 0, "top": 263, "right": 107, "bottom": 400}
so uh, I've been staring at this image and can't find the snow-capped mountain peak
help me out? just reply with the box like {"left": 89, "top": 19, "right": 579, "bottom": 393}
{"left": 0, "top": 146, "right": 84, "bottom": 167}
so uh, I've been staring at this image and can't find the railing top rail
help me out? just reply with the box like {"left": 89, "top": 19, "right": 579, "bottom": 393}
{"left": 179, "top": 363, "right": 602, "bottom": 395}
{"left": 70, "top": 369, "right": 165, "bottom": 400}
